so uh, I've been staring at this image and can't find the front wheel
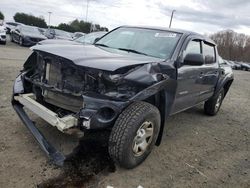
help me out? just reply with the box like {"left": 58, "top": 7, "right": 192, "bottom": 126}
{"left": 204, "top": 89, "right": 224, "bottom": 116}
{"left": 109, "top": 101, "right": 161, "bottom": 169}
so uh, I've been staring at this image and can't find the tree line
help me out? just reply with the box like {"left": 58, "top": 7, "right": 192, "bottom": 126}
{"left": 0, "top": 11, "right": 4, "bottom": 20}
{"left": 210, "top": 30, "right": 250, "bottom": 62}
{"left": 14, "top": 13, "right": 47, "bottom": 28}
{"left": 0, "top": 11, "right": 108, "bottom": 33}
{"left": 13, "top": 12, "right": 108, "bottom": 33}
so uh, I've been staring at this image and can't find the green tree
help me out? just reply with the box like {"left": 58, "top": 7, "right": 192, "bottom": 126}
{"left": 54, "top": 19, "right": 108, "bottom": 33}
{"left": 57, "top": 23, "right": 76, "bottom": 32}
{"left": 13, "top": 12, "right": 47, "bottom": 28}
{"left": 0, "top": 11, "right": 4, "bottom": 20}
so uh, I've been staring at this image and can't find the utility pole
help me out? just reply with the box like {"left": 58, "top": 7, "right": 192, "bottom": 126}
{"left": 48, "top": 11, "right": 52, "bottom": 28}
{"left": 169, "top": 10, "right": 176, "bottom": 28}
{"left": 85, "top": 0, "right": 89, "bottom": 23}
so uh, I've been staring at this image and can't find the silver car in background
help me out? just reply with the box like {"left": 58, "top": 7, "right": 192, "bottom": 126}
{"left": 0, "top": 25, "right": 7, "bottom": 45}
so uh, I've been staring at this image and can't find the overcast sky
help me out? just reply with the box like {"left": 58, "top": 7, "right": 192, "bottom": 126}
{"left": 1, "top": 0, "right": 250, "bottom": 35}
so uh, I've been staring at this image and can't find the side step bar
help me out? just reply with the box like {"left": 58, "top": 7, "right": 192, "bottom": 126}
{"left": 13, "top": 104, "right": 66, "bottom": 166}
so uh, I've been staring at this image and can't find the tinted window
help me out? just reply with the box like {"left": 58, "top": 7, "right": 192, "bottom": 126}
{"left": 185, "top": 40, "right": 201, "bottom": 56}
{"left": 203, "top": 42, "right": 216, "bottom": 64}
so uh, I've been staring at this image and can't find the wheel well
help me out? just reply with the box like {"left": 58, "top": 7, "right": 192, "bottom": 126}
{"left": 143, "top": 92, "right": 166, "bottom": 146}
{"left": 223, "top": 79, "right": 233, "bottom": 97}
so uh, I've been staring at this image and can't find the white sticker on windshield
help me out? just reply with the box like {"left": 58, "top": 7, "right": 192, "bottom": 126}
{"left": 155, "top": 33, "right": 177, "bottom": 38}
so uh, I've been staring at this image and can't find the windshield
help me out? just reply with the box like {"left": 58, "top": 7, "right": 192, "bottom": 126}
{"left": 74, "top": 32, "right": 106, "bottom": 44}
{"left": 96, "top": 27, "right": 181, "bottom": 59}
{"left": 21, "top": 26, "right": 40, "bottom": 34}
{"left": 55, "top": 29, "right": 72, "bottom": 38}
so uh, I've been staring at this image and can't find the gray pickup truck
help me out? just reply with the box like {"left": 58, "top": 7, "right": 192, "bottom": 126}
{"left": 12, "top": 26, "right": 234, "bottom": 169}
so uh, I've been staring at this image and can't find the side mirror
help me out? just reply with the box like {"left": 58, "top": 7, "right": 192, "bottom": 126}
{"left": 184, "top": 53, "right": 204, "bottom": 66}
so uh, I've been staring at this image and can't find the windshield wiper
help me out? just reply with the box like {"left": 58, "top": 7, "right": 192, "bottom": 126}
{"left": 117, "top": 48, "right": 149, "bottom": 56}
{"left": 95, "top": 43, "right": 110, "bottom": 48}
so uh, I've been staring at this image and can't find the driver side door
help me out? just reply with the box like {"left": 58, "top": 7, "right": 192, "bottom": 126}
{"left": 171, "top": 38, "right": 204, "bottom": 114}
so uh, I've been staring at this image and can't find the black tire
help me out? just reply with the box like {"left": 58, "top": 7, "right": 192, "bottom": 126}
{"left": 204, "top": 89, "right": 224, "bottom": 116}
{"left": 109, "top": 101, "right": 161, "bottom": 169}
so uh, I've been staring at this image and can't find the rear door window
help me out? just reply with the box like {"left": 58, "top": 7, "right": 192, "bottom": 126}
{"left": 203, "top": 42, "right": 216, "bottom": 64}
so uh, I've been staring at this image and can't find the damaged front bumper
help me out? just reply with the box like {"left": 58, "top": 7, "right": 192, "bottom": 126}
{"left": 12, "top": 73, "right": 129, "bottom": 165}
{"left": 14, "top": 93, "right": 78, "bottom": 132}
{"left": 12, "top": 104, "right": 66, "bottom": 166}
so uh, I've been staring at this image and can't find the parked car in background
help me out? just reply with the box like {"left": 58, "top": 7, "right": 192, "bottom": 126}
{"left": 11, "top": 25, "right": 47, "bottom": 46}
{"left": 241, "top": 63, "right": 250, "bottom": 71}
{"left": 0, "top": 25, "right": 7, "bottom": 44}
{"left": 38, "top": 31, "right": 107, "bottom": 45}
{"left": 233, "top": 62, "right": 241, "bottom": 70}
{"left": 72, "top": 32, "right": 86, "bottom": 40}
{"left": 225, "top": 60, "right": 236, "bottom": 69}
{"left": 44, "top": 28, "right": 73, "bottom": 40}
{"left": 38, "top": 28, "right": 47, "bottom": 36}
{"left": 4, "top": 21, "right": 23, "bottom": 34}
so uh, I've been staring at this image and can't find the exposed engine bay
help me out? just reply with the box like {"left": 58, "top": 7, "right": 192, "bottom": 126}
{"left": 24, "top": 52, "right": 146, "bottom": 112}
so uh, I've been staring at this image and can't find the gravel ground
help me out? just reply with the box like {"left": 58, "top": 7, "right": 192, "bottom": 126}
{"left": 0, "top": 38, "right": 249, "bottom": 188}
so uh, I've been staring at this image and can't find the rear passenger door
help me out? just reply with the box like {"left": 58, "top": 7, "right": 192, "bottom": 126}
{"left": 197, "top": 41, "right": 219, "bottom": 102}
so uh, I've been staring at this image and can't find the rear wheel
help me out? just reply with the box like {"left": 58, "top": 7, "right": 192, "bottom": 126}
{"left": 109, "top": 101, "right": 161, "bottom": 169}
{"left": 204, "top": 89, "right": 224, "bottom": 116}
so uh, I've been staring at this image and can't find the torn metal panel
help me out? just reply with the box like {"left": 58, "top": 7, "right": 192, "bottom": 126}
{"left": 80, "top": 93, "right": 129, "bottom": 129}
{"left": 13, "top": 104, "right": 66, "bottom": 166}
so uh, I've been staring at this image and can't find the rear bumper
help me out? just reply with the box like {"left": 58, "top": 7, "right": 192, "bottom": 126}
{"left": 12, "top": 103, "right": 66, "bottom": 166}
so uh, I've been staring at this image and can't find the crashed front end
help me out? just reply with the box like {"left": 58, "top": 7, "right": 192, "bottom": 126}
{"left": 12, "top": 49, "right": 174, "bottom": 165}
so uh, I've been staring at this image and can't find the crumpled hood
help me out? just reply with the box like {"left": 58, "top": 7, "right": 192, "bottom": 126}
{"left": 32, "top": 44, "right": 164, "bottom": 71}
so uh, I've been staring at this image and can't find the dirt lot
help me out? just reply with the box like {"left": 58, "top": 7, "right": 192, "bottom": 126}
{"left": 0, "top": 38, "right": 249, "bottom": 188}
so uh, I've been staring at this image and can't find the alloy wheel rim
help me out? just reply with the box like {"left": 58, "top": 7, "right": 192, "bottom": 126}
{"left": 215, "top": 93, "right": 222, "bottom": 111}
{"left": 132, "top": 121, "right": 154, "bottom": 156}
